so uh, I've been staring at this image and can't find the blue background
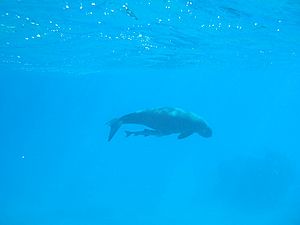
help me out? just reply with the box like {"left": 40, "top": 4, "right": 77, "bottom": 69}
{"left": 1, "top": 0, "right": 300, "bottom": 225}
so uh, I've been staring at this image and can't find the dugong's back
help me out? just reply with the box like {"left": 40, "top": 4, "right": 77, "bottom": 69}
{"left": 128, "top": 107, "right": 201, "bottom": 131}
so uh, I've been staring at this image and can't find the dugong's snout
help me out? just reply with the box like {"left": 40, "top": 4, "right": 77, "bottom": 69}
{"left": 198, "top": 125, "right": 212, "bottom": 138}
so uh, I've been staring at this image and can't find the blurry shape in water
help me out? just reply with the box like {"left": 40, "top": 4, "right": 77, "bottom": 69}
{"left": 216, "top": 151, "right": 295, "bottom": 211}
{"left": 123, "top": 3, "right": 138, "bottom": 20}
{"left": 106, "top": 107, "right": 212, "bottom": 141}
{"left": 219, "top": 6, "right": 250, "bottom": 18}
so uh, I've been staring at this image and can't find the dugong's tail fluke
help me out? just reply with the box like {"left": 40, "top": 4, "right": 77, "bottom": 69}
{"left": 107, "top": 118, "right": 122, "bottom": 141}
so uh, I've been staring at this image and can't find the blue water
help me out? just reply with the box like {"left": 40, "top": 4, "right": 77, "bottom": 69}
{"left": 1, "top": 0, "right": 300, "bottom": 225}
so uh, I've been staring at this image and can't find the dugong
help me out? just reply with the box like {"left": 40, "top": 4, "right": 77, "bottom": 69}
{"left": 107, "top": 107, "right": 212, "bottom": 141}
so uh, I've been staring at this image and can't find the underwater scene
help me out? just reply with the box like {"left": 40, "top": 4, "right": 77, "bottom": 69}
{"left": 1, "top": 0, "right": 300, "bottom": 225}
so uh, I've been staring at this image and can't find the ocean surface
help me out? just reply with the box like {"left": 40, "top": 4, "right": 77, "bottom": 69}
{"left": 1, "top": 0, "right": 300, "bottom": 225}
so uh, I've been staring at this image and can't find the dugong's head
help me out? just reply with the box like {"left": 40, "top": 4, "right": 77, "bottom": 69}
{"left": 196, "top": 121, "right": 212, "bottom": 138}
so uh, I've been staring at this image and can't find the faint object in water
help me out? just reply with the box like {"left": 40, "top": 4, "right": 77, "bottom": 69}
{"left": 220, "top": 6, "right": 250, "bottom": 18}
{"left": 122, "top": 3, "right": 138, "bottom": 20}
{"left": 220, "top": 6, "right": 242, "bottom": 17}
{"left": 107, "top": 107, "right": 212, "bottom": 141}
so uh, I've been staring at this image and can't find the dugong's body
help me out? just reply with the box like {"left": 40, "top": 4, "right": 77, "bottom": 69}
{"left": 107, "top": 107, "right": 212, "bottom": 141}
